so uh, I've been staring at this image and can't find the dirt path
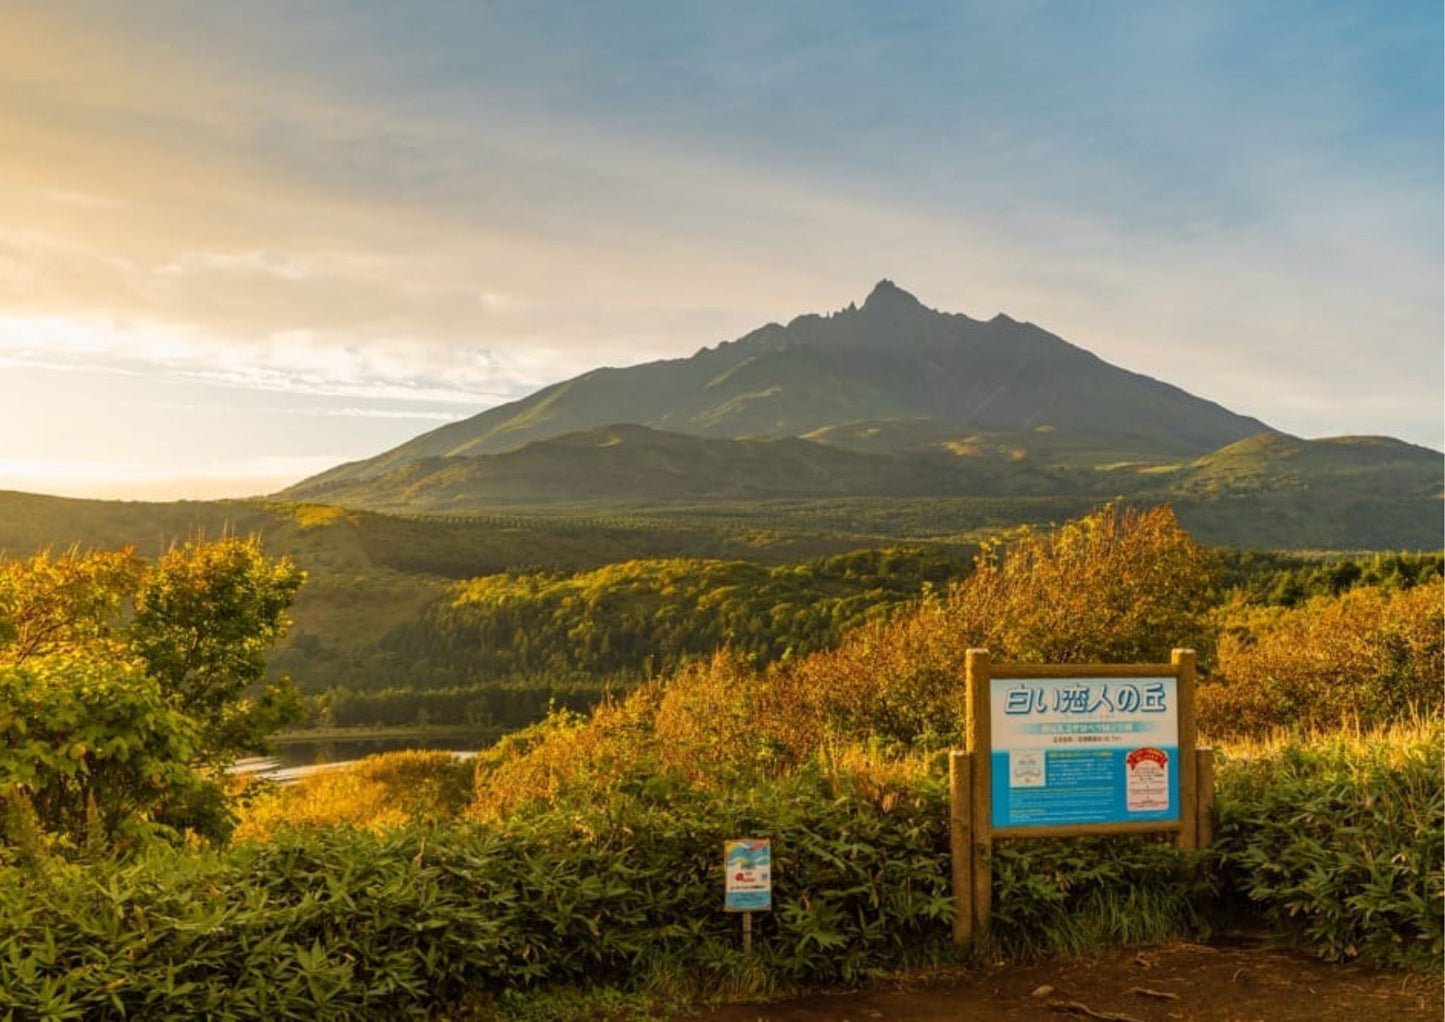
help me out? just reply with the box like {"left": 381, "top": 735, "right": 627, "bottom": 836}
{"left": 687, "top": 942, "right": 1442, "bottom": 1022}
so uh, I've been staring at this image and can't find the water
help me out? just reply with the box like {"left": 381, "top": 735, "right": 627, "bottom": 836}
{"left": 233, "top": 732, "right": 492, "bottom": 783}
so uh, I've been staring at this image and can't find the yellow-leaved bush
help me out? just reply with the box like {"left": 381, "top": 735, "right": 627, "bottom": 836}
{"left": 1199, "top": 584, "right": 1443, "bottom": 738}
{"left": 234, "top": 750, "right": 473, "bottom": 841}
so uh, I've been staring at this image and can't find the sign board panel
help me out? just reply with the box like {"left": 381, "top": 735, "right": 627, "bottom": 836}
{"left": 724, "top": 838, "right": 772, "bottom": 912}
{"left": 989, "top": 676, "right": 1179, "bottom": 828}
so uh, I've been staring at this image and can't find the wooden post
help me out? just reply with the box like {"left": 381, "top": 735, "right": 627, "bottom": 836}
{"left": 1195, "top": 747, "right": 1215, "bottom": 849}
{"left": 742, "top": 910, "right": 752, "bottom": 954}
{"left": 948, "top": 750, "right": 973, "bottom": 946}
{"left": 965, "top": 649, "right": 992, "bottom": 937}
{"left": 1172, "top": 649, "right": 1198, "bottom": 850}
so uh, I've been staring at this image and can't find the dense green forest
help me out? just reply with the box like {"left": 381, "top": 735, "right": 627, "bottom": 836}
{"left": 288, "top": 547, "right": 965, "bottom": 728}
{"left": 1216, "top": 549, "right": 1442, "bottom": 607}
{"left": 291, "top": 546, "right": 1441, "bottom": 730}
{"left": 386, "top": 547, "right": 963, "bottom": 675}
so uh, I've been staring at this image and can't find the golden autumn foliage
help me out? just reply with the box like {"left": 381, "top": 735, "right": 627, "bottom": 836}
{"left": 467, "top": 689, "right": 663, "bottom": 822}
{"left": 234, "top": 501, "right": 1438, "bottom": 835}
{"left": 234, "top": 750, "right": 473, "bottom": 841}
{"left": 1199, "top": 584, "right": 1443, "bottom": 738}
{"left": 469, "top": 503, "right": 1224, "bottom": 816}
{"left": 943, "top": 501, "right": 1218, "bottom": 663}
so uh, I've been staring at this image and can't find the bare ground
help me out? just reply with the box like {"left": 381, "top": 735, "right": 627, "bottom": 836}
{"left": 684, "top": 941, "right": 1442, "bottom": 1022}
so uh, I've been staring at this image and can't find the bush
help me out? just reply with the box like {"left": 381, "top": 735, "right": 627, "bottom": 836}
{"left": 1201, "top": 585, "right": 1443, "bottom": 737}
{"left": 764, "top": 502, "right": 1219, "bottom": 758}
{"left": 0, "top": 770, "right": 952, "bottom": 1018}
{"left": 7, "top": 724, "right": 1438, "bottom": 1017}
{"left": 989, "top": 836, "right": 1206, "bottom": 959}
{"left": 1212, "top": 724, "right": 1444, "bottom": 969}
{"left": 2, "top": 758, "right": 1240, "bottom": 1018}
{"left": 944, "top": 502, "right": 1218, "bottom": 664}
{"left": 0, "top": 656, "right": 220, "bottom": 853}
{"left": 234, "top": 750, "right": 476, "bottom": 842}
{"left": 469, "top": 691, "right": 663, "bottom": 822}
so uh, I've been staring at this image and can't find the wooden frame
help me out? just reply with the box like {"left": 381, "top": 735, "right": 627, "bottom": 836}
{"left": 950, "top": 648, "right": 1213, "bottom": 946}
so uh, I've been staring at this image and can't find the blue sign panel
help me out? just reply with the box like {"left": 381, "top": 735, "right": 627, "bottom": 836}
{"left": 724, "top": 839, "right": 772, "bottom": 911}
{"left": 990, "top": 677, "right": 1179, "bottom": 829}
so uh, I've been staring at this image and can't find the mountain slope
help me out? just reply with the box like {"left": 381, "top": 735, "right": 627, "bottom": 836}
{"left": 269, "top": 420, "right": 1444, "bottom": 551}
{"left": 286, "top": 423, "right": 1108, "bottom": 511}
{"left": 290, "top": 281, "right": 1271, "bottom": 493}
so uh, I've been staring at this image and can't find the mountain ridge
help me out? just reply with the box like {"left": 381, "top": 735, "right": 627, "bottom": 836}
{"left": 276, "top": 280, "right": 1442, "bottom": 550}
{"left": 292, "top": 280, "right": 1273, "bottom": 491}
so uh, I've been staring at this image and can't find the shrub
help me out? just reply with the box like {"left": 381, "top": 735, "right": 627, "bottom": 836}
{"left": 989, "top": 836, "right": 1206, "bottom": 959}
{"left": 946, "top": 501, "right": 1218, "bottom": 664}
{"left": 0, "top": 762, "right": 1228, "bottom": 1019}
{"left": 469, "top": 504, "right": 1224, "bottom": 817}
{"left": 0, "top": 655, "right": 219, "bottom": 853}
{"left": 1212, "top": 723, "right": 1444, "bottom": 969}
{"left": 1201, "top": 584, "right": 1443, "bottom": 737}
{"left": 9, "top": 721, "right": 1438, "bottom": 1017}
{"left": 469, "top": 689, "right": 663, "bottom": 822}
{"left": 0, "top": 539, "right": 305, "bottom": 851}
{"left": 0, "top": 770, "right": 953, "bottom": 1018}
{"left": 234, "top": 750, "right": 476, "bottom": 842}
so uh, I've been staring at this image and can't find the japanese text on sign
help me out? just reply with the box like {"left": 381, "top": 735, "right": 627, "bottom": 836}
{"left": 1003, "top": 680, "right": 1169, "bottom": 717}
{"left": 990, "top": 676, "right": 1179, "bottom": 829}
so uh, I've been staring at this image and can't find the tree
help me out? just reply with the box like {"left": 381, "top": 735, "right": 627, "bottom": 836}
{"left": 128, "top": 536, "right": 306, "bottom": 765}
{"left": 0, "top": 655, "right": 217, "bottom": 853}
{"left": 0, "top": 547, "right": 142, "bottom": 666}
{"left": 0, "top": 537, "right": 306, "bottom": 851}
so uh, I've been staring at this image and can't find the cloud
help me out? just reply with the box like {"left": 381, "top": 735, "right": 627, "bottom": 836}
{"left": 0, "top": 0, "right": 1438, "bottom": 467}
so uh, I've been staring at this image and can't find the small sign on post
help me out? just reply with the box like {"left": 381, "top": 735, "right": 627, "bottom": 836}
{"left": 724, "top": 838, "right": 771, "bottom": 954}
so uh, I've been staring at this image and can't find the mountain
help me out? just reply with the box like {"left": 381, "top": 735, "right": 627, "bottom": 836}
{"left": 291, "top": 281, "right": 1270, "bottom": 493}
{"left": 277, "top": 280, "right": 1442, "bottom": 550}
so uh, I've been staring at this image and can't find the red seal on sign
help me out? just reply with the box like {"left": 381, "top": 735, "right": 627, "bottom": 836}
{"left": 1126, "top": 747, "right": 1168, "bottom": 769}
{"left": 1125, "top": 746, "right": 1170, "bottom": 812}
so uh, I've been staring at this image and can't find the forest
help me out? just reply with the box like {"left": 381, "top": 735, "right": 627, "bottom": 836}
{"left": 289, "top": 543, "right": 1440, "bottom": 730}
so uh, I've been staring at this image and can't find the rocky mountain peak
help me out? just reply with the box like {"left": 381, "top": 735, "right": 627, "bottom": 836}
{"left": 860, "top": 278, "right": 925, "bottom": 314}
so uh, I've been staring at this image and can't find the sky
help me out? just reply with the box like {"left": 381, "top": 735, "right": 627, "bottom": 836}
{"left": 2, "top": 1, "right": 1440, "bottom": 500}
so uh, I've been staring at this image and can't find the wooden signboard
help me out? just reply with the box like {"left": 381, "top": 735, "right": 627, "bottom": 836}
{"left": 949, "top": 648, "right": 1214, "bottom": 946}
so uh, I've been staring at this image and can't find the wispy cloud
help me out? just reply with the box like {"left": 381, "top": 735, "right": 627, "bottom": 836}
{"left": 0, "top": 0, "right": 1438, "bottom": 496}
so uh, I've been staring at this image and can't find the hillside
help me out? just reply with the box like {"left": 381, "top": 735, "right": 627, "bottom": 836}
{"left": 1166, "top": 434, "right": 1444, "bottom": 549}
{"left": 266, "top": 421, "right": 1444, "bottom": 550}
{"left": 288, "top": 423, "right": 1117, "bottom": 512}
{"left": 288, "top": 280, "right": 1271, "bottom": 493}
{"left": 0, "top": 490, "right": 907, "bottom": 693}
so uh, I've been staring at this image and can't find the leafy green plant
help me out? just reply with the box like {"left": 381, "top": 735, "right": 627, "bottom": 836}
{"left": 0, "top": 655, "right": 216, "bottom": 853}
{"left": 129, "top": 536, "right": 307, "bottom": 765}
{"left": 1212, "top": 724, "right": 1443, "bottom": 969}
{"left": 987, "top": 836, "right": 1206, "bottom": 958}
